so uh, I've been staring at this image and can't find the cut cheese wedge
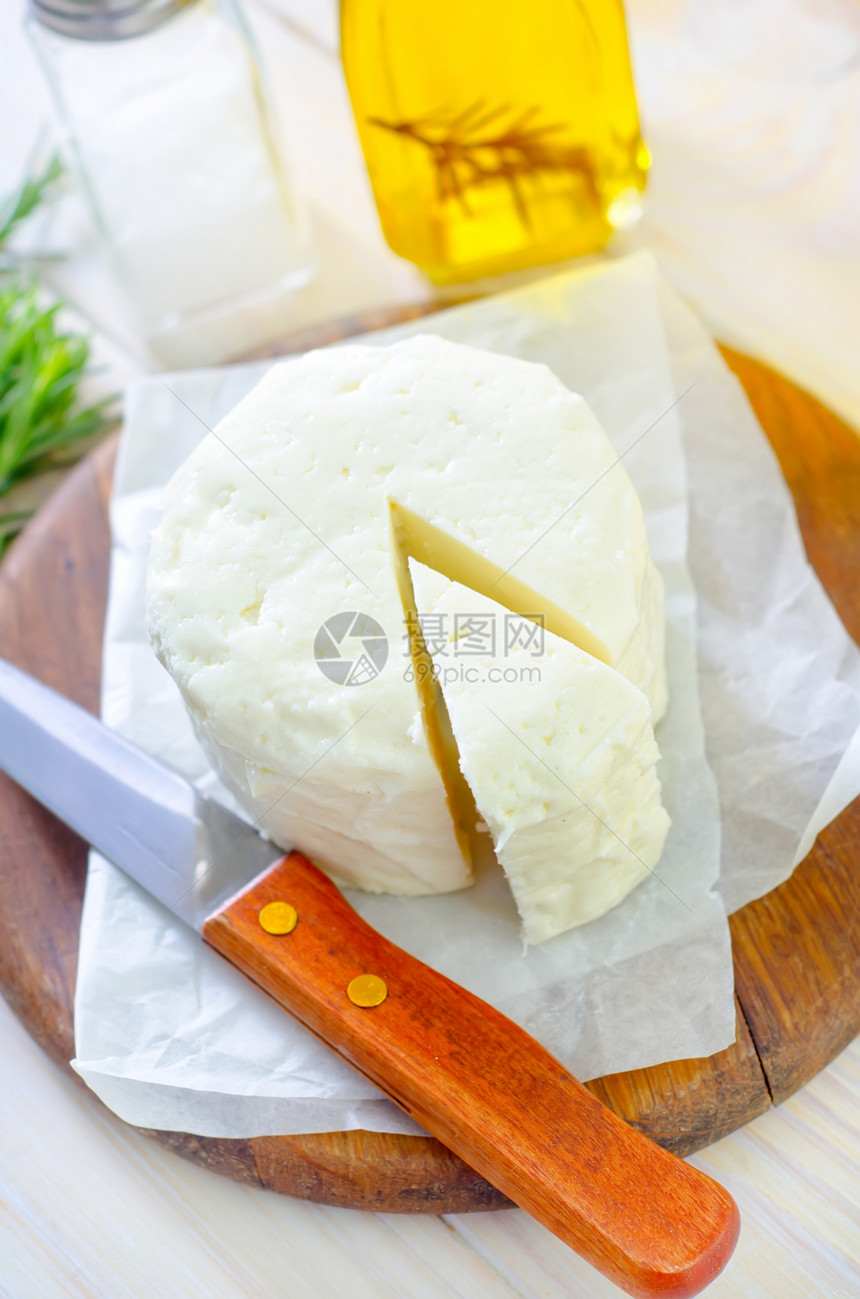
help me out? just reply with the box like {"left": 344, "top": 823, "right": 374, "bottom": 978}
{"left": 146, "top": 334, "right": 667, "bottom": 900}
{"left": 409, "top": 561, "right": 671, "bottom": 943}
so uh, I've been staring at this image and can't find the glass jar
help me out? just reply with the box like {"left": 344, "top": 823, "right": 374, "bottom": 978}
{"left": 28, "top": 0, "right": 314, "bottom": 366}
{"left": 341, "top": 0, "right": 648, "bottom": 286}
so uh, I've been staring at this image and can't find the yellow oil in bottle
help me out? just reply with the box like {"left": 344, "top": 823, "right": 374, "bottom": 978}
{"left": 341, "top": 0, "right": 648, "bottom": 285}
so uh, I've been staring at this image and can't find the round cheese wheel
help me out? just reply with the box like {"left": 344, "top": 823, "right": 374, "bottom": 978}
{"left": 146, "top": 335, "right": 666, "bottom": 898}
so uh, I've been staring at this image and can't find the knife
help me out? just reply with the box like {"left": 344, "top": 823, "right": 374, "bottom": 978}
{"left": 0, "top": 656, "right": 739, "bottom": 1297}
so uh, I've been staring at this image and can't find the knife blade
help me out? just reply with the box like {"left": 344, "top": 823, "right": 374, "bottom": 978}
{"left": 0, "top": 655, "right": 739, "bottom": 1298}
{"left": 0, "top": 656, "right": 279, "bottom": 927}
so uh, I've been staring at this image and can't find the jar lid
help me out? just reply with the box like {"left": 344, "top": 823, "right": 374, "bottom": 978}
{"left": 29, "top": 0, "right": 195, "bottom": 41}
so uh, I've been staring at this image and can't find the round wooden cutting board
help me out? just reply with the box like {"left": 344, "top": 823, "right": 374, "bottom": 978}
{"left": 0, "top": 307, "right": 858, "bottom": 1215}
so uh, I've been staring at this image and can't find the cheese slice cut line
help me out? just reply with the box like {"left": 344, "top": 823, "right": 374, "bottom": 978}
{"left": 388, "top": 504, "right": 481, "bottom": 872}
{"left": 389, "top": 500, "right": 612, "bottom": 667}
{"left": 408, "top": 560, "right": 671, "bottom": 943}
{"left": 387, "top": 495, "right": 639, "bottom": 899}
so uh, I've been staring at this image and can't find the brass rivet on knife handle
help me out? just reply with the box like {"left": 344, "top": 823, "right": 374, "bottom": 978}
{"left": 347, "top": 974, "right": 388, "bottom": 1007}
{"left": 258, "top": 901, "right": 298, "bottom": 935}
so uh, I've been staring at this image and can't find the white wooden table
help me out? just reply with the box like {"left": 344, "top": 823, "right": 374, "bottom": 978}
{"left": 1, "top": 2, "right": 859, "bottom": 1295}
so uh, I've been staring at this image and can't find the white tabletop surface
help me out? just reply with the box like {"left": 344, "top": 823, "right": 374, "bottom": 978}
{"left": 1, "top": 2, "right": 859, "bottom": 1296}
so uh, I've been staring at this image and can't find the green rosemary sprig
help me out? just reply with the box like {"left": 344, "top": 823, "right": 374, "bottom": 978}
{"left": 0, "top": 149, "right": 117, "bottom": 557}
{"left": 0, "top": 150, "right": 63, "bottom": 249}
{"left": 0, "top": 281, "right": 115, "bottom": 496}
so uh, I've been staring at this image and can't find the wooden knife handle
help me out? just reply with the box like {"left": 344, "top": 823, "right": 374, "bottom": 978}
{"left": 203, "top": 852, "right": 739, "bottom": 1297}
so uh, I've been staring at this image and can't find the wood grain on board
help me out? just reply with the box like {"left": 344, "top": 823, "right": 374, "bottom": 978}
{"left": 0, "top": 310, "right": 857, "bottom": 1212}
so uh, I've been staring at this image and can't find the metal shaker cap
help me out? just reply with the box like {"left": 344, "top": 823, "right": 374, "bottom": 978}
{"left": 29, "top": 0, "right": 195, "bottom": 41}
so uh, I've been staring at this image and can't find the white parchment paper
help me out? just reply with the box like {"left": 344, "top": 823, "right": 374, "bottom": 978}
{"left": 72, "top": 253, "right": 860, "bottom": 1137}
{"left": 657, "top": 285, "right": 860, "bottom": 912}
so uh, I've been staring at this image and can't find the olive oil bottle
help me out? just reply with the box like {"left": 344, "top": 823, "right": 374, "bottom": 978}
{"left": 341, "top": 0, "right": 648, "bottom": 285}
